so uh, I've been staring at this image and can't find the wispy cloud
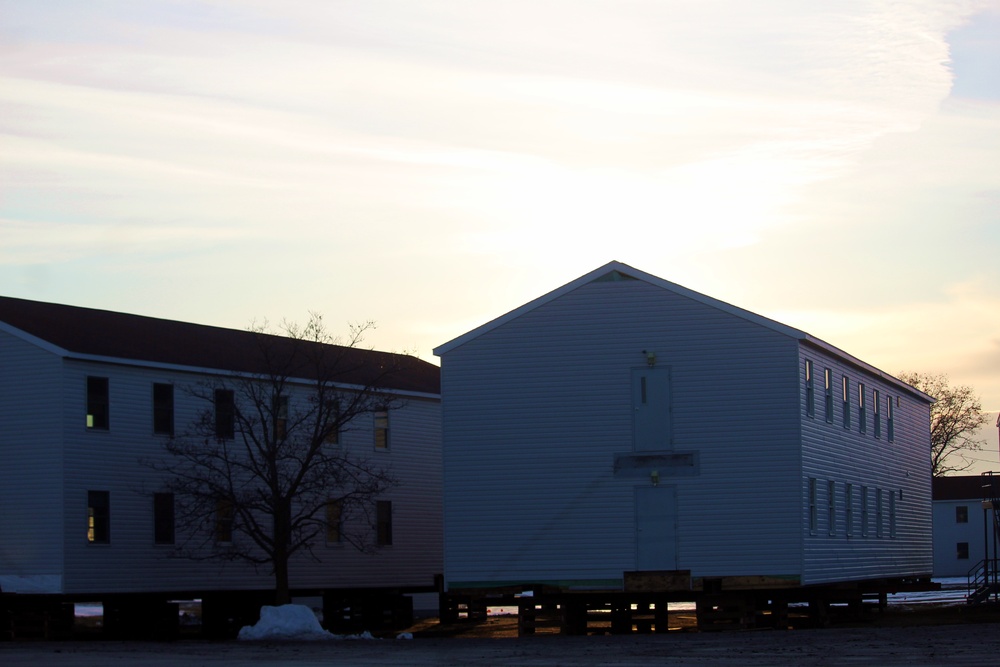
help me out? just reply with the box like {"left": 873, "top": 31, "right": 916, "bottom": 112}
{"left": 1, "top": 0, "right": 998, "bottom": 421}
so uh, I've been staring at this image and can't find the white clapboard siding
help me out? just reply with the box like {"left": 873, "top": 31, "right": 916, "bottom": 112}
{"left": 436, "top": 262, "right": 933, "bottom": 589}
{"left": 0, "top": 329, "right": 66, "bottom": 589}
{"left": 54, "top": 360, "right": 441, "bottom": 595}
{"left": 798, "top": 348, "right": 933, "bottom": 584}
{"left": 0, "top": 300, "right": 441, "bottom": 597}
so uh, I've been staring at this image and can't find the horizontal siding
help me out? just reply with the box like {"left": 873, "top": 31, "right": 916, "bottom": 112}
{"left": 442, "top": 278, "right": 803, "bottom": 587}
{"left": 933, "top": 500, "right": 982, "bottom": 577}
{"left": 0, "top": 331, "right": 65, "bottom": 587}
{"left": 58, "top": 360, "right": 441, "bottom": 595}
{"left": 799, "top": 348, "right": 933, "bottom": 584}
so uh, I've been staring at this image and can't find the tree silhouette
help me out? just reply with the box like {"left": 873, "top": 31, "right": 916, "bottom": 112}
{"left": 899, "top": 372, "right": 988, "bottom": 476}
{"left": 148, "top": 315, "right": 411, "bottom": 604}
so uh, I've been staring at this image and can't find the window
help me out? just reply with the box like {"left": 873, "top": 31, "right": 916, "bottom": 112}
{"left": 957, "top": 505, "right": 969, "bottom": 523}
{"left": 858, "top": 383, "right": 867, "bottom": 434}
{"left": 842, "top": 376, "right": 851, "bottom": 429}
{"left": 153, "top": 383, "right": 174, "bottom": 436}
{"left": 86, "top": 376, "right": 109, "bottom": 430}
{"left": 861, "top": 486, "right": 869, "bottom": 537}
{"left": 875, "top": 488, "right": 884, "bottom": 537}
{"left": 87, "top": 491, "right": 110, "bottom": 543}
{"left": 374, "top": 409, "right": 389, "bottom": 450}
{"left": 323, "top": 399, "right": 341, "bottom": 445}
{"left": 845, "top": 483, "right": 854, "bottom": 537}
{"left": 273, "top": 395, "right": 288, "bottom": 440}
{"left": 214, "top": 389, "right": 235, "bottom": 440}
{"left": 824, "top": 369, "right": 834, "bottom": 423}
{"left": 326, "top": 499, "right": 343, "bottom": 544}
{"left": 887, "top": 396, "right": 895, "bottom": 442}
{"left": 153, "top": 493, "right": 175, "bottom": 545}
{"left": 889, "top": 490, "right": 896, "bottom": 538}
{"left": 804, "top": 360, "right": 815, "bottom": 418}
{"left": 827, "top": 480, "right": 836, "bottom": 536}
{"left": 873, "top": 389, "right": 881, "bottom": 439}
{"left": 808, "top": 478, "right": 817, "bottom": 534}
{"left": 376, "top": 500, "right": 393, "bottom": 546}
{"left": 215, "top": 499, "right": 234, "bottom": 544}
{"left": 957, "top": 542, "right": 970, "bottom": 560}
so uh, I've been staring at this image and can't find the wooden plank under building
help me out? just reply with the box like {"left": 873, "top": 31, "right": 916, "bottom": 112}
{"left": 623, "top": 570, "right": 692, "bottom": 592}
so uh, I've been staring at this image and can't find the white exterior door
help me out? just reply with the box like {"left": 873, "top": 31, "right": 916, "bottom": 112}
{"left": 636, "top": 485, "right": 678, "bottom": 571}
{"left": 632, "top": 367, "right": 671, "bottom": 451}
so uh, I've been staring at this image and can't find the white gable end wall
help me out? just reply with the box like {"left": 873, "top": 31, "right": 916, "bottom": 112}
{"left": 441, "top": 276, "right": 805, "bottom": 588}
{"left": 0, "top": 330, "right": 65, "bottom": 592}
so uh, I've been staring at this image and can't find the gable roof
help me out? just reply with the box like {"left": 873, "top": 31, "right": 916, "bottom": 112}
{"left": 433, "top": 260, "right": 930, "bottom": 402}
{"left": 0, "top": 296, "right": 440, "bottom": 396}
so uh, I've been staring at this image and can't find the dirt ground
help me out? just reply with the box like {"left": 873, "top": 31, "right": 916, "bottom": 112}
{"left": 4, "top": 605, "right": 1000, "bottom": 666}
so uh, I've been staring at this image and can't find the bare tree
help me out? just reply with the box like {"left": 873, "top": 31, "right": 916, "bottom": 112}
{"left": 147, "top": 314, "right": 404, "bottom": 604}
{"left": 898, "top": 372, "right": 988, "bottom": 476}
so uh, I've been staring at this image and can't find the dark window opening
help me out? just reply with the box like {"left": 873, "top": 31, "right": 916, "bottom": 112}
{"left": 153, "top": 383, "right": 174, "bottom": 435}
{"left": 958, "top": 542, "right": 970, "bottom": 560}
{"left": 374, "top": 409, "right": 389, "bottom": 450}
{"left": 153, "top": 492, "right": 175, "bottom": 545}
{"left": 215, "top": 499, "right": 234, "bottom": 544}
{"left": 376, "top": 500, "right": 393, "bottom": 546}
{"left": 273, "top": 395, "right": 288, "bottom": 440}
{"left": 842, "top": 376, "right": 851, "bottom": 429}
{"left": 887, "top": 396, "right": 895, "bottom": 442}
{"left": 858, "top": 383, "right": 867, "bottom": 435}
{"left": 873, "top": 389, "right": 881, "bottom": 439}
{"left": 824, "top": 369, "right": 833, "bottom": 423}
{"left": 327, "top": 500, "right": 343, "bottom": 544}
{"left": 805, "top": 360, "right": 814, "bottom": 418}
{"left": 324, "top": 399, "right": 341, "bottom": 445}
{"left": 808, "top": 478, "right": 817, "bottom": 534}
{"left": 87, "top": 376, "right": 109, "bottom": 430}
{"left": 861, "top": 486, "right": 869, "bottom": 537}
{"left": 214, "top": 389, "right": 235, "bottom": 440}
{"left": 827, "top": 480, "right": 836, "bottom": 536}
{"left": 88, "top": 491, "right": 110, "bottom": 543}
{"left": 957, "top": 505, "right": 969, "bottom": 523}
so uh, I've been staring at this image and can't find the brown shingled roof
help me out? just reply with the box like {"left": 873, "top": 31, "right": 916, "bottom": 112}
{"left": 0, "top": 296, "right": 440, "bottom": 395}
{"left": 933, "top": 475, "right": 990, "bottom": 501}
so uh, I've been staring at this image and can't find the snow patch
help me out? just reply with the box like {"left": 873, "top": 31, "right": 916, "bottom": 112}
{"left": 237, "top": 604, "right": 402, "bottom": 641}
{"left": 238, "top": 604, "right": 340, "bottom": 641}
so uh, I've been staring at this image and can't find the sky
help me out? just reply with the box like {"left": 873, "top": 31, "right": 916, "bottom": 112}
{"left": 2, "top": 1, "right": 999, "bottom": 470}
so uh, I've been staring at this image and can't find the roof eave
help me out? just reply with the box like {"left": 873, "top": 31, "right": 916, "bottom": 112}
{"left": 59, "top": 350, "right": 440, "bottom": 399}
{"left": 800, "top": 336, "right": 935, "bottom": 404}
{"left": 434, "top": 260, "right": 806, "bottom": 356}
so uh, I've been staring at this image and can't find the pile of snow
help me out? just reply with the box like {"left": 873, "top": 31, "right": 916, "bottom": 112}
{"left": 238, "top": 604, "right": 376, "bottom": 641}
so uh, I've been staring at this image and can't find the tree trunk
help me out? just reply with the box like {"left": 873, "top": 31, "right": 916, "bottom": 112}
{"left": 273, "top": 498, "right": 292, "bottom": 605}
{"left": 274, "top": 553, "right": 291, "bottom": 605}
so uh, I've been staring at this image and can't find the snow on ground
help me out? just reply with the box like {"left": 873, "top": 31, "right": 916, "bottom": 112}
{"left": 886, "top": 577, "right": 968, "bottom": 606}
{"left": 237, "top": 604, "right": 379, "bottom": 641}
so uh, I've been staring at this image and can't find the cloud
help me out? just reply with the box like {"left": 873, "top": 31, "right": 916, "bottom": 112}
{"left": 0, "top": 0, "right": 997, "bottom": 385}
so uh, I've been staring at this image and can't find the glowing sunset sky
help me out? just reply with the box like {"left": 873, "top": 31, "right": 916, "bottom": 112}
{"left": 2, "top": 2, "right": 999, "bottom": 468}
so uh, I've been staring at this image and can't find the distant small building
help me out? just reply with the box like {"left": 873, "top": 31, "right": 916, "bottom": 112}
{"left": 932, "top": 475, "right": 988, "bottom": 578}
